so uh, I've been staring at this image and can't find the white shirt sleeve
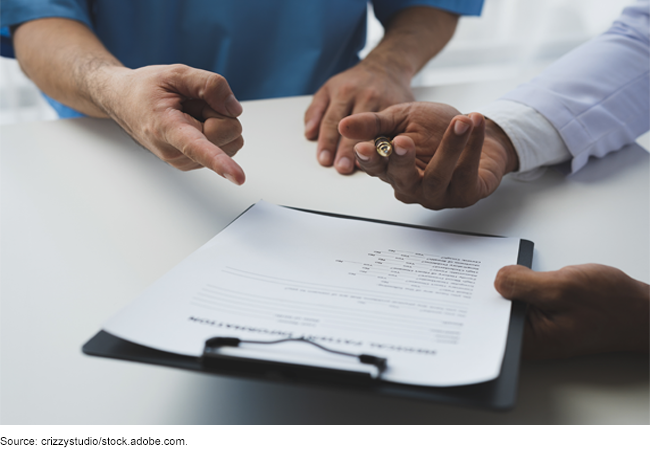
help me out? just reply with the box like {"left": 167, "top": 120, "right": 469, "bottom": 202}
{"left": 478, "top": 0, "right": 649, "bottom": 178}
{"left": 476, "top": 100, "right": 571, "bottom": 180}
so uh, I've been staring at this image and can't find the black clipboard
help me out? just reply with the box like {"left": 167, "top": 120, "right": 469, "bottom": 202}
{"left": 83, "top": 207, "right": 534, "bottom": 411}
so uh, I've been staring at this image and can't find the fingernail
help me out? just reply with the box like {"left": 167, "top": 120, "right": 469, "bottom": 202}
{"left": 471, "top": 113, "right": 483, "bottom": 127}
{"left": 355, "top": 149, "right": 369, "bottom": 161}
{"left": 318, "top": 150, "right": 331, "bottom": 165}
{"left": 395, "top": 145, "right": 407, "bottom": 156}
{"left": 454, "top": 120, "right": 469, "bottom": 135}
{"left": 224, "top": 172, "right": 240, "bottom": 185}
{"left": 225, "top": 95, "right": 243, "bottom": 116}
{"left": 337, "top": 157, "right": 353, "bottom": 172}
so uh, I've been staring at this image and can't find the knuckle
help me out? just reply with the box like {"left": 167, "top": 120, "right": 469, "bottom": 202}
{"left": 230, "top": 118, "right": 243, "bottom": 135}
{"left": 233, "top": 135, "right": 244, "bottom": 150}
{"left": 419, "top": 193, "right": 445, "bottom": 210}
{"left": 163, "top": 63, "right": 189, "bottom": 80}
{"left": 206, "top": 72, "right": 227, "bottom": 90}
{"left": 322, "top": 114, "right": 342, "bottom": 129}
{"left": 223, "top": 136, "right": 245, "bottom": 157}
{"left": 394, "top": 191, "right": 416, "bottom": 204}
{"left": 168, "top": 63, "right": 188, "bottom": 72}
{"left": 337, "top": 82, "right": 357, "bottom": 97}
{"left": 359, "top": 87, "right": 381, "bottom": 104}
{"left": 204, "top": 117, "right": 242, "bottom": 144}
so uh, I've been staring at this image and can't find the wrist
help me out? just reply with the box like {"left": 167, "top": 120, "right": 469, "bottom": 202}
{"left": 83, "top": 63, "right": 131, "bottom": 119}
{"left": 360, "top": 49, "right": 415, "bottom": 85}
{"left": 364, "top": 6, "right": 458, "bottom": 83}
{"left": 485, "top": 118, "right": 519, "bottom": 174}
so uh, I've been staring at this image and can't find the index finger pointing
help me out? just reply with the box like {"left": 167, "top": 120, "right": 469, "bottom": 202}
{"left": 165, "top": 112, "right": 245, "bottom": 185}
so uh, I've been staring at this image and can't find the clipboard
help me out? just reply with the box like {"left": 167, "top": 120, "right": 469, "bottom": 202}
{"left": 83, "top": 208, "right": 534, "bottom": 411}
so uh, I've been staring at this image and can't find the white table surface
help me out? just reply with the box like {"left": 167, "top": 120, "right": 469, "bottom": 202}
{"left": 1, "top": 83, "right": 648, "bottom": 424}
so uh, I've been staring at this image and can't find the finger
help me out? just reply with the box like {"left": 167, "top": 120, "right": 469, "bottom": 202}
{"left": 199, "top": 105, "right": 244, "bottom": 158}
{"left": 219, "top": 135, "right": 245, "bottom": 157}
{"left": 421, "top": 115, "right": 473, "bottom": 189}
{"left": 203, "top": 115, "right": 243, "bottom": 149}
{"left": 333, "top": 99, "right": 384, "bottom": 174}
{"left": 169, "top": 103, "right": 245, "bottom": 165}
{"left": 164, "top": 110, "right": 245, "bottom": 185}
{"left": 165, "top": 65, "right": 242, "bottom": 118}
{"left": 384, "top": 135, "right": 420, "bottom": 198}
{"left": 304, "top": 88, "right": 329, "bottom": 140}
{"left": 338, "top": 109, "right": 401, "bottom": 141}
{"left": 156, "top": 143, "right": 203, "bottom": 171}
{"left": 354, "top": 141, "right": 388, "bottom": 177}
{"left": 333, "top": 137, "right": 358, "bottom": 174}
{"left": 451, "top": 113, "right": 485, "bottom": 185}
{"left": 174, "top": 159, "right": 204, "bottom": 171}
{"left": 494, "top": 265, "right": 567, "bottom": 307}
{"left": 316, "top": 99, "right": 352, "bottom": 167}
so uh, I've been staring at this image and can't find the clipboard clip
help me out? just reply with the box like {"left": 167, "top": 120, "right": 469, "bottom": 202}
{"left": 201, "top": 336, "right": 387, "bottom": 385}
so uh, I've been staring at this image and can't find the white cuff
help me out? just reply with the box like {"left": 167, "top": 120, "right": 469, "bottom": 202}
{"left": 476, "top": 100, "right": 572, "bottom": 180}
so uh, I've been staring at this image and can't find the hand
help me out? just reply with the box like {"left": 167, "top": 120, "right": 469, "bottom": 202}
{"left": 98, "top": 64, "right": 246, "bottom": 184}
{"left": 495, "top": 264, "right": 650, "bottom": 359}
{"left": 304, "top": 59, "right": 415, "bottom": 175}
{"left": 339, "top": 102, "right": 519, "bottom": 209}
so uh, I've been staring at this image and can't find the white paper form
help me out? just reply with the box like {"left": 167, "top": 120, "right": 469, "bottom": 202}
{"left": 103, "top": 201, "right": 522, "bottom": 387}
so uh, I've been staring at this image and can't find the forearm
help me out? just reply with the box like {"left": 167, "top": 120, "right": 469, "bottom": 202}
{"left": 363, "top": 7, "right": 458, "bottom": 82}
{"left": 499, "top": 2, "right": 649, "bottom": 173}
{"left": 13, "top": 17, "right": 126, "bottom": 118}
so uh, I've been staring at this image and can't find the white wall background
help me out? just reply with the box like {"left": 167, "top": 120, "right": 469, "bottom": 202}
{"left": 0, "top": 0, "right": 634, "bottom": 125}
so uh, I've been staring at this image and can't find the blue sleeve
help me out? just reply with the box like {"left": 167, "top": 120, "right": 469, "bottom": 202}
{"left": 1, "top": 0, "right": 93, "bottom": 116}
{"left": 0, "top": 0, "right": 92, "bottom": 57}
{"left": 0, "top": 0, "right": 92, "bottom": 28}
{"left": 372, "top": 0, "right": 484, "bottom": 26}
{"left": 501, "top": 0, "right": 650, "bottom": 173}
{"left": 1, "top": 26, "right": 14, "bottom": 57}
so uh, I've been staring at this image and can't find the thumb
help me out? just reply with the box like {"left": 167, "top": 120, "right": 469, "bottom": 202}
{"left": 167, "top": 66, "right": 243, "bottom": 118}
{"left": 494, "top": 265, "right": 562, "bottom": 306}
{"left": 338, "top": 107, "right": 403, "bottom": 140}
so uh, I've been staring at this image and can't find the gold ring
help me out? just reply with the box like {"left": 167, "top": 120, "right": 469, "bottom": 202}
{"left": 374, "top": 136, "right": 393, "bottom": 157}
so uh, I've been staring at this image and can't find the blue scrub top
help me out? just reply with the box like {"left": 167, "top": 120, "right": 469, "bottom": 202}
{"left": 1, "top": 0, "right": 484, "bottom": 118}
